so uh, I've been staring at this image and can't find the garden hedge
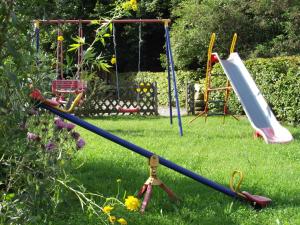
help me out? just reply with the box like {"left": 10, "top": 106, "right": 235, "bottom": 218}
{"left": 117, "top": 56, "right": 300, "bottom": 125}
{"left": 116, "top": 70, "right": 198, "bottom": 107}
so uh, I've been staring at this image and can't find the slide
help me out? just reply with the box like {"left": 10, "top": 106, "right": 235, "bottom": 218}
{"left": 214, "top": 53, "right": 293, "bottom": 144}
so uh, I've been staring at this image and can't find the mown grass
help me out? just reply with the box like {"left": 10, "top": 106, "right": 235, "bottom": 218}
{"left": 51, "top": 115, "right": 300, "bottom": 225}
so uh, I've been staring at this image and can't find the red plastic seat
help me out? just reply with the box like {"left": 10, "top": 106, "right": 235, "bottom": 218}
{"left": 52, "top": 80, "right": 87, "bottom": 94}
{"left": 242, "top": 191, "right": 272, "bottom": 208}
{"left": 116, "top": 106, "right": 140, "bottom": 113}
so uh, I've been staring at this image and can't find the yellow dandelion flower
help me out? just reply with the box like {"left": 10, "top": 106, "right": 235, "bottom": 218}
{"left": 122, "top": 1, "right": 132, "bottom": 10}
{"left": 111, "top": 55, "right": 116, "bottom": 65}
{"left": 117, "top": 218, "right": 128, "bottom": 225}
{"left": 57, "top": 35, "right": 64, "bottom": 41}
{"left": 103, "top": 205, "right": 114, "bottom": 214}
{"left": 124, "top": 196, "right": 140, "bottom": 211}
{"left": 130, "top": 0, "right": 138, "bottom": 11}
{"left": 108, "top": 215, "right": 116, "bottom": 224}
{"left": 131, "top": 3, "right": 138, "bottom": 11}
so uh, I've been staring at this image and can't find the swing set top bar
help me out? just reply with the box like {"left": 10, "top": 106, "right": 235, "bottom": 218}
{"left": 35, "top": 19, "right": 171, "bottom": 25}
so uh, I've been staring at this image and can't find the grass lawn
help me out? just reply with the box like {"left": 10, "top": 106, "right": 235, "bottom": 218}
{"left": 51, "top": 115, "right": 300, "bottom": 225}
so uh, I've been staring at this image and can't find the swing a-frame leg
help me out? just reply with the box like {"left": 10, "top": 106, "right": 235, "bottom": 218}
{"left": 137, "top": 155, "right": 178, "bottom": 213}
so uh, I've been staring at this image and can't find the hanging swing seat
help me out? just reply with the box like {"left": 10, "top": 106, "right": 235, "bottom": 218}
{"left": 52, "top": 80, "right": 87, "bottom": 95}
{"left": 116, "top": 105, "right": 140, "bottom": 113}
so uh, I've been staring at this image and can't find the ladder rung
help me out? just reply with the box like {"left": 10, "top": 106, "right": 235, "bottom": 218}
{"left": 208, "top": 112, "right": 225, "bottom": 116}
{"left": 208, "top": 100, "right": 224, "bottom": 104}
{"left": 211, "top": 73, "right": 225, "bottom": 76}
{"left": 208, "top": 87, "right": 232, "bottom": 91}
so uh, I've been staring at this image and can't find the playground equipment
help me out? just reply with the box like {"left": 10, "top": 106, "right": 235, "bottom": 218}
{"left": 34, "top": 20, "right": 87, "bottom": 105}
{"left": 190, "top": 32, "right": 293, "bottom": 144}
{"left": 212, "top": 52, "right": 293, "bottom": 144}
{"left": 111, "top": 19, "right": 183, "bottom": 136}
{"left": 34, "top": 19, "right": 183, "bottom": 136}
{"left": 138, "top": 155, "right": 178, "bottom": 213}
{"left": 112, "top": 22, "right": 141, "bottom": 113}
{"left": 190, "top": 33, "right": 239, "bottom": 123}
{"left": 34, "top": 99, "right": 271, "bottom": 208}
{"left": 30, "top": 89, "right": 83, "bottom": 113}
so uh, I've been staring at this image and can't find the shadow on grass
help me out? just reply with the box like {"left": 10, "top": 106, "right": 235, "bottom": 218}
{"left": 80, "top": 115, "right": 163, "bottom": 121}
{"left": 66, "top": 158, "right": 258, "bottom": 225}
{"left": 55, "top": 148, "right": 300, "bottom": 225}
{"left": 103, "top": 127, "right": 183, "bottom": 138}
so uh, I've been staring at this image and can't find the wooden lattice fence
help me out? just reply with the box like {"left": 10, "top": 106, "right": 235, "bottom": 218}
{"left": 76, "top": 81, "right": 158, "bottom": 116}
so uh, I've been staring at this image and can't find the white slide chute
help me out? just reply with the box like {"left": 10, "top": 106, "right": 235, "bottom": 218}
{"left": 215, "top": 52, "right": 293, "bottom": 144}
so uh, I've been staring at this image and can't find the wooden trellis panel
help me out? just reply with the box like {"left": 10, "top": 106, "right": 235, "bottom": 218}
{"left": 76, "top": 82, "right": 158, "bottom": 117}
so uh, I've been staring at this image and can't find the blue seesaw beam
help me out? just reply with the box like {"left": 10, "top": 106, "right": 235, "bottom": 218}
{"left": 41, "top": 103, "right": 237, "bottom": 198}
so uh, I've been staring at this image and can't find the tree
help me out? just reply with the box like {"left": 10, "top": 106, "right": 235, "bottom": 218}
{"left": 170, "top": 0, "right": 300, "bottom": 71}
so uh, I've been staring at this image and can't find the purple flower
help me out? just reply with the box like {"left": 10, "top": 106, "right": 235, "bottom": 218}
{"left": 76, "top": 138, "right": 86, "bottom": 149}
{"left": 28, "top": 108, "right": 39, "bottom": 116}
{"left": 45, "top": 141, "right": 56, "bottom": 151}
{"left": 71, "top": 131, "right": 80, "bottom": 140}
{"left": 27, "top": 132, "right": 41, "bottom": 141}
{"left": 54, "top": 118, "right": 65, "bottom": 130}
{"left": 65, "top": 123, "right": 75, "bottom": 131}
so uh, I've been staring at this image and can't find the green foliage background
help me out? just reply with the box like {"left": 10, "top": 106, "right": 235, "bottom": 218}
{"left": 1, "top": 0, "right": 300, "bottom": 224}
{"left": 170, "top": 0, "right": 300, "bottom": 70}
{"left": 117, "top": 56, "right": 300, "bottom": 125}
{"left": 216, "top": 56, "right": 300, "bottom": 125}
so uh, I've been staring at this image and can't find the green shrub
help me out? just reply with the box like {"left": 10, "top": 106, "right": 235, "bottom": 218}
{"left": 116, "top": 70, "right": 198, "bottom": 107}
{"left": 211, "top": 56, "right": 300, "bottom": 125}
{"left": 170, "top": 0, "right": 300, "bottom": 70}
{"left": 116, "top": 56, "right": 300, "bottom": 125}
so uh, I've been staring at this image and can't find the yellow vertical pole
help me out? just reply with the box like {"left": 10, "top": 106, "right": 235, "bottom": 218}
{"left": 223, "top": 33, "right": 237, "bottom": 122}
{"left": 204, "top": 33, "right": 216, "bottom": 121}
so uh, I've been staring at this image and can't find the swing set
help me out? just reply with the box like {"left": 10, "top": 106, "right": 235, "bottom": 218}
{"left": 33, "top": 20, "right": 87, "bottom": 111}
{"left": 32, "top": 19, "right": 183, "bottom": 136}
{"left": 111, "top": 19, "right": 183, "bottom": 136}
{"left": 112, "top": 21, "right": 142, "bottom": 113}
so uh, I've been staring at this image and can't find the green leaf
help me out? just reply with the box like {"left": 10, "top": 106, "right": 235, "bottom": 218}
{"left": 100, "top": 38, "right": 105, "bottom": 46}
{"left": 72, "top": 36, "right": 85, "bottom": 44}
{"left": 103, "top": 33, "right": 111, "bottom": 37}
{"left": 4, "top": 193, "right": 15, "bottom": 201}
{"left": 83, "top": 48, "right": 96, "bottom": 62}
{"left": 66, "top": 54, "right": 74, "bottom": 66}
{"left": 90, "top": 20, "right": 100, "bottom": 25}
{"left": 68, "top": 43, "right": 81, "bottom": 52}
{"left": 95, "top": 60, "right": 112, "bottom": 72}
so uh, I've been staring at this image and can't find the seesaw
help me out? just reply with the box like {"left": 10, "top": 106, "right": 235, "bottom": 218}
{"left": 34, "top": 102, "right": 271, "bottom": 209}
